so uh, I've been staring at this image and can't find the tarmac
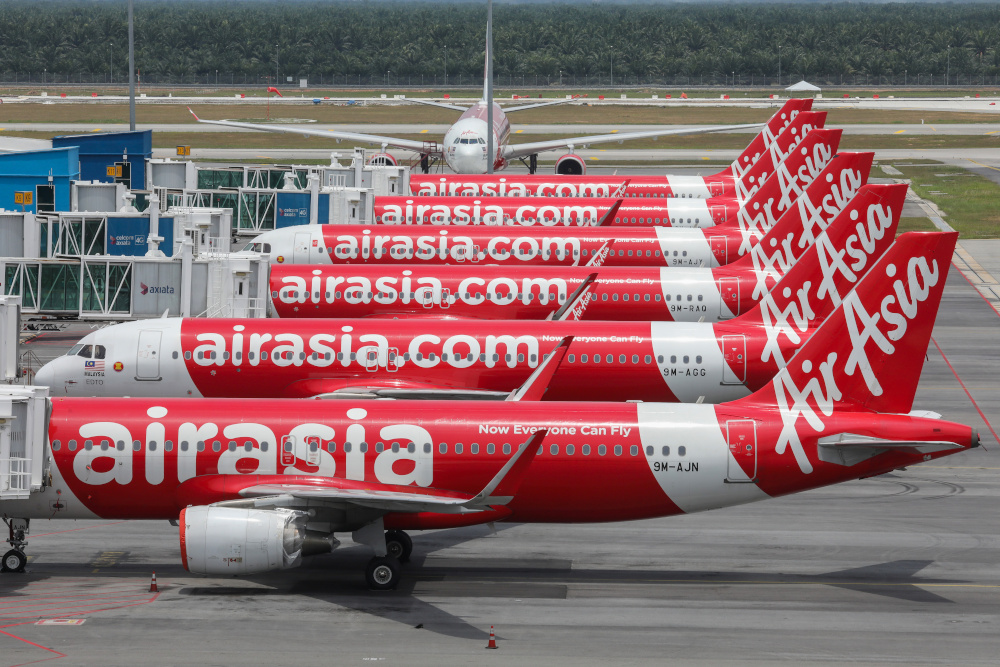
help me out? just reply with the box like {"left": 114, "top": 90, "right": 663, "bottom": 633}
{"left": 2, "top": 170, "right": 999, "bottom": 666}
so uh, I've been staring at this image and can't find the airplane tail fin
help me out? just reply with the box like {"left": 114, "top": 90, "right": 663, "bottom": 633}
{"left": 718, "top": 98, "right": 813, "bottom": 179}
{"left": 734, "top": 110, "right": 827, "bottom": 202}
{"left": 741, "top": 231, "right": 956, "bottom": 417}
{"left": 732, "top": 184, "right": 908, "bottom": 372}
{"left": 731, "top": 128, "right": 843, "bottom": 240}
{"left": 740, "top": 183, "right": 907, "bottom": 326}
{"left": 729, "top": 151, "right": 876, "bottom": 266}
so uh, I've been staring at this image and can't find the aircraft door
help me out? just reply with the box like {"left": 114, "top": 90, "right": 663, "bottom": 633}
{"left": 721, "top": 335, "right": 747, "bottom": 384}
{"left": 135, "top": 330, "right": 162, "bottom": 380}
{"left": 709, "top": 236, "right": 727, "bottom": 265}
{"left": 306, "top": 436, "right": 321, "bottom": 467}
{"left": 280, "top": 435, "right": 296, "bottom": 467}
{"left": 711, "top": 205, "right": 727, "bottom": 224}
{"left": 718, "top": 277, "right": 739, "bottom": 318}
{"left": 364, "top": 348, "right": 379, "bottom": 372}
{"left": 725, "top": 420, "right": 757, "bottom": 482}
{"left": 293, "top": 233, "right": 311, "bottom": 263}
{"left": 708, "top": 181, "right": 724, "bottom": 197}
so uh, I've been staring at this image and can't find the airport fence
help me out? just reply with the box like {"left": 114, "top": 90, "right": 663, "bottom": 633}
{"left": 1, "top": 72, "right": 999, "bottom": 89}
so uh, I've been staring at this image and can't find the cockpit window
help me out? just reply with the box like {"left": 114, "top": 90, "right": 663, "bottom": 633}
{"left": 243, "top": 242, "right": 272, "bottom": 253}
{"left": 479, "top": 138, "right": 486, "bottom": 144}
{"left": 453, "top": 138, "right": 461, "bottom": 144}
{"left": 70, "top": 344, "right": 106, "bottom": 359}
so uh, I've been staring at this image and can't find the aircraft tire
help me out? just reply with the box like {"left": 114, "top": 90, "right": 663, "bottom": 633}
{"left": 366, "top": 556, "right": 401, "bottom": 591}
{"left": 1, "top": 549, "right": 26, "bottom": 573}
{"left": 385, "top": 530, "right": 413, "bottom": 563}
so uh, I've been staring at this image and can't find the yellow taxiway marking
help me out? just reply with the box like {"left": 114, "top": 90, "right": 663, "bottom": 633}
{"left": 419, "top": 129, "right": 428, "bottom": 134}
{"left": 967, "top": 158, "right": 1000, "bottom": 172}
{"left": 92, "top": 128, "right": 101, "bottom": 132}
{"left": 610, "top": 130, "right": 618, "bottom": 134}
{"left": 589, "top": 157, "right": 599, "bottom": 161}
{"left": 930, "top": 125, "right": 937, "bottom": 132}
{"left": 701, "top": 157, "right": 710, "bottom": 160}
{"left": 515, "top": 129, "right": 523, "bottom": 134}
{"left": 986, "top": 130, "right": 998, "bottom": 135}
{"left": 894, "top": 129, "right": 907, "bottom": 134}
{"left": 256, "top": 155, "right": 274, "bottom": 160}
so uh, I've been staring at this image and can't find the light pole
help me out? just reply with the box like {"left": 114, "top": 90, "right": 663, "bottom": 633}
{"left": 732, "top": 71, "right": 735, "bottom": 88}
{"left": 216, "top": 69, "right": 219, "bottom": 86}
{"left": 777, "top": 45, "right": 781, "bottom": 87}
{"left": 386, "top": 70, "right": 390, "bottom": 87}
{"left": 109, "top": 42, "right": 113, "bottom": 84}
{"left": 559, "top": 69, "right": 562, "bottom": 86}
{"left": 275, "top": 44, "right": 279, "bottom": 86}
{"left": 444, "top": 46, "right": 447, "bottom": 86}
{"left": 610, "top": 49, "right": 613, "bottom": 87}
{"left": 946, "top": 45, "right": 951, "bottom": 86}
{"left": 904, "top": 69, "right": 907, "bottom": 86}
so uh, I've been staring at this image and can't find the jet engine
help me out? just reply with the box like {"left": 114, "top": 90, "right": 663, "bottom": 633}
{"left": 555, "top": 154, "right": 586, "bottom": 175}
{"left": 180, "top": 506, "right": 335, "bottom": 576}
{"left": 367, "top": 153, "right": 398, "bottom": 167}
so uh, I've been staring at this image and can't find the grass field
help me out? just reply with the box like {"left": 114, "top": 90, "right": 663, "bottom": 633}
{"left": 894, "top": 164, "right": 1000, "bottom": 239}
{"left": 0, "top": 102, "right": 996, "bottom": 126}
{"left": 897, "top": 216, "right": 939, "bottom": 233}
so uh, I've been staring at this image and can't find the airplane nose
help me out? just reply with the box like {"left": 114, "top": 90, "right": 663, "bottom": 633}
{"left": 451, "top": 146, "right": 486, "bottom": 174}
{"left": 33, "top": 361, "right": 56, "bottom": 388}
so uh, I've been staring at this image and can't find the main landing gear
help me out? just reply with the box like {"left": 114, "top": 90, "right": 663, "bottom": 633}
{"left": 353, "top": 520, "right": 415, "bottom": 590}
{"left": 1, "top": 518, "right": 29, "bottom": 573}
{"left": 362, "top": 530, "right": 413, "bottom": 590}
{"left": 385, "top": 530, "right": 413, "bottom": 563}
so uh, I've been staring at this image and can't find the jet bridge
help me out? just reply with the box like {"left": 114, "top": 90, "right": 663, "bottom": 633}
{"left": 0, "top": 385, "right": 48, "bottom": 501}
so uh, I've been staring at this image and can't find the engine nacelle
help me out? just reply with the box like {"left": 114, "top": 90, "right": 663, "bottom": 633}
{"left": 181, "top": 506, "right": 327, "bottom": 576}
{"left": 555, "top": 154, "right": 586, "bottom": 176}
{"left": 367, "top": 153, "right": 398, "bottom": 167}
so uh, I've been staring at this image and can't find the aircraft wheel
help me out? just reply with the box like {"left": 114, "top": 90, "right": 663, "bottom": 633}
{"left": 1, "top": 549, "right": 26, "bottom": 573}
{"left": 365, "top": 556, "right": 401, "bottom": 591}
{"left": 384, "top": 530, "right": 413, "bottom": 563}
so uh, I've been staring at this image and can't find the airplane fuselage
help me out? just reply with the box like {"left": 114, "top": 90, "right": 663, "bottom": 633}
{"left": 442, "top": 101, "right": 512, "bottom": 174}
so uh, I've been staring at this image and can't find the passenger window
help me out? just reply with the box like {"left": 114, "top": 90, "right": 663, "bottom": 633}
{"left": 646, "top": 446, "right": 653, "bottom": 455}
{"left": 679, "top": 446, "right": 687, "bottom": 456}
{"left": 630, "top": 445, "right": 638, "bottom": 456}
{"left": 582, "top": 444, "right": 591, "bottom": 455}
{"left": 614, "top": 445, "right": 622, "bottom": 456}
{"left": 550, "top": 444, "right": 559, "bottom": 455}
{"left": 598, "top": 444, "right": 607, "bottom": 456}
{"left": 471, "top": 443, "right": 479, "bottom": 454}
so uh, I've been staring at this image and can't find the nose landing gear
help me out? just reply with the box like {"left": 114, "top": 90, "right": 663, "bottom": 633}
{"left": 1, "top": 518, "right": 29, "bottom": 573}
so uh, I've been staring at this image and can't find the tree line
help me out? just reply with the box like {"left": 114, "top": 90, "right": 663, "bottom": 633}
{"left": 1, "top": 1, "right": 997, "bottom": 86}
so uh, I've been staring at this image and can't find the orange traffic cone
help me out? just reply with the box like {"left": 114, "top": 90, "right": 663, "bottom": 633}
{"left": 149, "top": 572, "right": 158, "bottom": 593}
{"left": 485, "top": 625, "right": 498, "bottom": 650}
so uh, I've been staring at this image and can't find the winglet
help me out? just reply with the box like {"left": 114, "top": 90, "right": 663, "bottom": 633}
{"left": 584, "top": 240, "right": 615, "bottom": 268}
{"left": 611, "top": 179, "right": 631, "bottom": 198}
{"left": 595, "top": 199, "right": 623, "bottom": 227}
{"left": 187, "top": 106, "right": 200, "bottom": 122}
{"left": 548, "top": 274, "right": 597, "bottom": 321}
{"left": 465, "top": 428, "right": 547, "bottom": 506}
{"left": 506, "top": 337, "right": 573, "bottom": 401}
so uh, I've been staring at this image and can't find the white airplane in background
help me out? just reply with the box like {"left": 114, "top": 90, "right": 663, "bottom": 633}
{"left": 189, "top": 16, "right": 762, "bottom": 175}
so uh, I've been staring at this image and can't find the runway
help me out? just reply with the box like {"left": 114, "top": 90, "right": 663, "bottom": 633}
{"left": 4, "top": 243, "right": 998, "bottom": 666}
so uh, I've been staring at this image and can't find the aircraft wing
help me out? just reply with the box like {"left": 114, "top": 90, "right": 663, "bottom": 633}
{"left": 313, "top": 387, "right": 510, "bottom": 401}
{"left": 188, "top": 107, "right": 435, "bottom": 153}
{"left": 236, "top": 429, "right": 547, "bottom": 513}
{"left": 408, "top": 98, "right": 469, "bottom": 112}
{"left": 502, "top": 96, "right": 581, "bottom": 113}
{"left": 502, "top": 122, "right": 764, "bottom": 161}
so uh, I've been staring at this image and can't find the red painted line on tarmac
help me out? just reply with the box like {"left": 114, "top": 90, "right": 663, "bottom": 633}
{"left": 952, "top": 258, "right": 1000, "bottom": 319}
{"left": 29, "top": 522, "right": 126, "bottom": 538}
{"left": 0, "top": 628, "right": 68, "bottom": 666}
{"left": 0, "top": 591, "right": 160, "bottom": 666}
{"left": 0, "top": 593, "right": 155, "bottom": 615}
{"left": 932, "top": 336, "right": 999, "bottom": 447}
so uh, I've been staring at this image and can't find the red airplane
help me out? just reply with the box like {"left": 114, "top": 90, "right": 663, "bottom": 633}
{"left": 1, "top": 232, "right": 974, "bottom": 591}
{"left": 249, "top": 151, "right": 872, "bottom": 270}
{"left": 408, "top": 99, "right": 818, "bottom": 198}
{"left": 267, "top": 183, "right": 903, "bottom": 322}
{"left": 35, "top": 210, "right": 908, "bottom": 406}
{"left": 366, "top": 126, "right": 840, "bottom": 230}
